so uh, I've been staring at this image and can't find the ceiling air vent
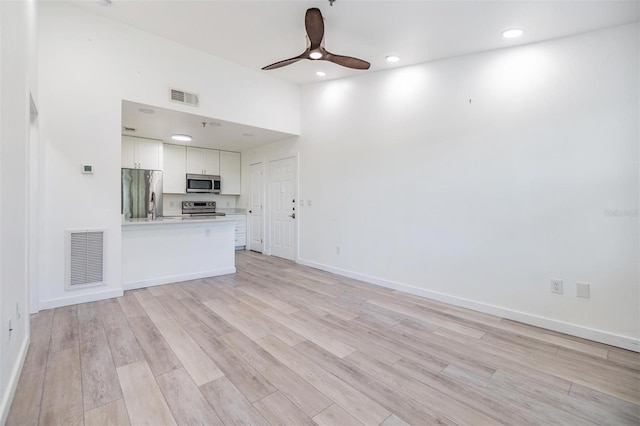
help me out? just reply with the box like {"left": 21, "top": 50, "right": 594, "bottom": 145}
{"left": 169, "top": 88, "right": 200, "bottom": 107}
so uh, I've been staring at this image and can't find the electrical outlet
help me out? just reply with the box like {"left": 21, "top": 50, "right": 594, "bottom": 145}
{"left": 551, "top": 278, "right": 563, "bottom": 294}
{"left": 226, "top": 201, "right": 230, "bottom": 207}
{"left": 16, "top": 302, "right": 20, "bottom": 319}
{"left": 576, "top": 282, "right": 590, "bottom": 298}
{"left": 336, "top": 245, "right": 341, "bottom": 255}
{"left": 307, "top": 200, "right": 312, "bottom": 206}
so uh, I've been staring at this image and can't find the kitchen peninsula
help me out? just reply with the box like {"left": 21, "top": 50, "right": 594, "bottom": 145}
{"left": 122, "top": 217, "right": 236, "bottom": 290}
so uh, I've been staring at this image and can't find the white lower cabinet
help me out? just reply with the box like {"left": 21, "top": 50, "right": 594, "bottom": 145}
{"left": 226, "top": 214, "right": 247, "bottom": 249}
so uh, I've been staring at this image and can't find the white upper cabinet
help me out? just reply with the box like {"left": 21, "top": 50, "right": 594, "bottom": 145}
{"left": 163, "top": 144, "right": 186, "bottom": 194}
{"left": 220, "top": 151, "right": 241, "bottom": 195}
{"left": 186, "top": 147, "right": 220, "bottom": 175}
{"left": 122, "top": 135, "right": 163, "bottom": 170}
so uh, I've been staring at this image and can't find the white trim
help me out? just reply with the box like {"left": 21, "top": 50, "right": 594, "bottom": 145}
{"left": 0, "top": 335, "right": 29, "bottom": 425}
{"left": 122, "top": 267, "right": 237, "bottom": 291}
{"left": 39, "top": 288, "right": 123, "bottom": 311}
{"left": 297, "top": 258, "right": 640, "bottom": 352}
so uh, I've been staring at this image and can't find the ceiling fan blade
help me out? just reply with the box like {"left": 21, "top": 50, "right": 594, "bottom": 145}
{"left": 305, "top": 8, "right": 324, "bottom": 49}
{"left": 325, "top": 51, "right": 371, "bottom": 70}
{"left": 262, "top": 52, "right": 307, "bottom": 70}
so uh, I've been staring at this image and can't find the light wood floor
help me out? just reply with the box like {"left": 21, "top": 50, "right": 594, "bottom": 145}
{"left": 7, "top": 251, "right": 640, "bottom": 425}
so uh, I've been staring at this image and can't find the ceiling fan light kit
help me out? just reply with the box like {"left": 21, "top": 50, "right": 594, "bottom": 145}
{"left": 262, "top": 8, "right": 370, "bottom": 71}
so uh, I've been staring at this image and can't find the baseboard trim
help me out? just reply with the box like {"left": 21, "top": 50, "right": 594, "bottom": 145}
{"left": 122, "top": 267, "right": 237, "bottom": 291}
{"left": 297, "top": 258, "right": 639, "bottom": 352}
{"left": 0, "top": 334, "right": 30, "bottom": 425}
{"left": 40, "top": 288, "right": 124, "bottom": 311}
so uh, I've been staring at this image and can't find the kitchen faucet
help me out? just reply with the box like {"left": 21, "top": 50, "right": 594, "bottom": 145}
{"left": 148, "top": 191, "right": 156, "bottom": 220}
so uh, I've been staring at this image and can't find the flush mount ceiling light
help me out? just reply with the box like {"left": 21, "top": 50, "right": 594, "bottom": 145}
{"left": 386, "top": 55, "right": 400, "bottom": 63}
{"left": 243, "top": 133, "right": 254, "bottom": 137}
{"left": 208, "top": 121, "right": 222, "bottom": 127}
{"left": 316, "top": 71, "right": 326, "bottom": 77}
{"left": 138, "top": 108, "right": 155, "bottom": 114}
{"left": 171, "top": 134, "right": 192, "bottom": 142}
{"left": 502, "top": 28, "right": 525, "bottom": 39}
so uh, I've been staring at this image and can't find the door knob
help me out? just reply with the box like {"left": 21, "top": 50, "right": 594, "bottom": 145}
{"left": 249, "top": 210, "right": 252, "bottom": 213}
{"left": 289, "top": 213, "right": 296, "bottom": 219}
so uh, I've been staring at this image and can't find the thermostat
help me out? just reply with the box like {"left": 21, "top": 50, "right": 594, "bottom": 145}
{"left": 82, "top": 164, "right": 94, "bottom": 174}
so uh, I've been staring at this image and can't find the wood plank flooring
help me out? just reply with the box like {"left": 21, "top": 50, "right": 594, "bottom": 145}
{"left": 7, "top": 251, "right": 640, "bottom": 425}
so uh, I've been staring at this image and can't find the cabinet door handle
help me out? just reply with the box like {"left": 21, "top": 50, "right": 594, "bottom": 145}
{"left": 289, "top": 213, "right": 296, "bottom": 219}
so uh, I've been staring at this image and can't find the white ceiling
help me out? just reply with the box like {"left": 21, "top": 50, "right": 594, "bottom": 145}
{"left": 122, "top": 100, "right": 296, "bottom": 151}
{"left": 97, "top": 1, "right": 637, "bottom": 150}
{"left": 70, "top": 0, "right": 638, "bottom": 86}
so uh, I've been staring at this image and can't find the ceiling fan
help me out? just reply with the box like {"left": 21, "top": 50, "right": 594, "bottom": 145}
{"left": 262, "top": 8, "right": 370, "bottom": 71}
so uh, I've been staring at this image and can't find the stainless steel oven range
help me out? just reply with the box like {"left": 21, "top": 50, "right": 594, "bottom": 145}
{"left": 181, "top": 201, "right": 226, "bottom": 218}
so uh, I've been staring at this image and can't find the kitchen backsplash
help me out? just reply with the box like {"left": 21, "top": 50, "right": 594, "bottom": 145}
{"left": 163, "top": 193, "right": 238, "bottom": 216}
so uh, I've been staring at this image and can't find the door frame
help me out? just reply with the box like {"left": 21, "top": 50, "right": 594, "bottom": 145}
{"left": 247, "top": 161, "right": 265, "bottom": 253}
{"left": 266, "top": 154, "right": 299, "bottom": 261}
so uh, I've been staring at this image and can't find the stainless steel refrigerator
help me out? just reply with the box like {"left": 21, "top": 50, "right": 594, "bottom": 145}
{"left": 121, "top": 168, "right": 163, "bottom": 219}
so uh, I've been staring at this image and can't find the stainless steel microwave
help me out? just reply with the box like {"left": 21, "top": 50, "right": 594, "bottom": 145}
{"left": 186, "top": 174, "right": 221, "bottom": 194}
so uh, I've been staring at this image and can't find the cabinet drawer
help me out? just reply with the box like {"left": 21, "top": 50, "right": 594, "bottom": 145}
{"left": 234, "top": 233, "right": 246, "bottom": 246}
{"left": 234, "top": 222, "right": 247, "bottom": 233}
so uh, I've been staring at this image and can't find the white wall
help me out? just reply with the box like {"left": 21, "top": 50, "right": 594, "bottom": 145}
{"left": 254, "top": 24, "right": 640, "bottom": 349}
{"left": 36, "top": 2, "right": 300, "bottom": 309}
{"left": 0, "top": 0, "right": 38, "bottom": 421}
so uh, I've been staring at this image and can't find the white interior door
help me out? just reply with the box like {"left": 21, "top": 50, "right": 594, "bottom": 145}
{"left": 269, "top": 157, "right": 296, "bottom": 261}
{"left": 248, "top": 162, "right": 264, "bottom": 253}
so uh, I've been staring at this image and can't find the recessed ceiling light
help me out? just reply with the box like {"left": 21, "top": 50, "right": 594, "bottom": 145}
{"left": 138, "top": 108, "right": 155, "bottom": 114}
{"left": 171, "top": 134, "right": 192, "bottom": 142}
{"left": 208, "top": 121, "right": 221, "bottom": 127}
{"left": 309, "top": 51, "right": 322, "bottom": 60}
{"left": 316, "top": 71, "right": 326, "bottom": 77}
{"left": 386, "top": 55, "right": 400, "bottom": 63}
{"left": 502, "top": 28, "right": 525, "bottom": 39}
{"left": 96, "top": 0, "right": 111, "bottom": 6}
{"left": 243, "top": 133, "right": 253, "bottom": 137}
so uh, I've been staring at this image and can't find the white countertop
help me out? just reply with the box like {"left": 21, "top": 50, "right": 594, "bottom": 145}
{"left": 122, "top": 216, "right": 238, "bottom": 226}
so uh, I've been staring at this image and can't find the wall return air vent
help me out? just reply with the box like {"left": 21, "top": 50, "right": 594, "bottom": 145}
{"left": 169, "top": 88, "right": 200, "bottom": 107}
{"left": 66, "top": 229, "right": 105, "bottom": 290}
